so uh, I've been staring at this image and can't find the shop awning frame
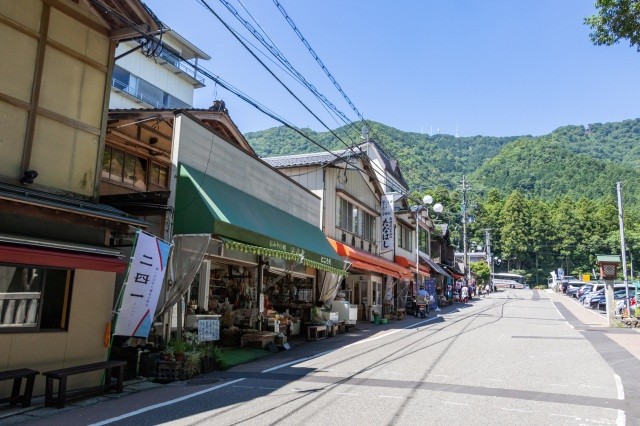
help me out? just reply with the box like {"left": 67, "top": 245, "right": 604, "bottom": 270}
{"left": 395, "top": 255, "right": 430, "bottom": 276}
{"left": 419, "top": 252, "right": 452, "bottom": 279}
{"left": 174, "top": 164, "right": 347, "bottom": 276}
{"left": 329, "top": 239, "right": 412, "bottom": 279}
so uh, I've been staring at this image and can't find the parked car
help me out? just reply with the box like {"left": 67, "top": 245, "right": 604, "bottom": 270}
{"left": 583, "top": 289, "right": 605, "bottom": 307}
{"left": 596, "top": 289, "right": 635, "bottom": 312}
{"left": 577, "top": 284, "right": 593, "bottom": 301}
{"left": 561, "top": 276, "right": 578, "bottom": 293}
{"left": 613, "top": 291, "right": 637, "bottom": 314}
{"left": 566, "top": 281, "right": 585, "bottom": 297}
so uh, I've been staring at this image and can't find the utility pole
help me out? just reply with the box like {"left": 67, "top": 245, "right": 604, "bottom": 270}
{"left": 461, "top": 176, "right": 470, "bottom": 285}
{"left": 485, "top": 228, "right": 492, "bottom": 275}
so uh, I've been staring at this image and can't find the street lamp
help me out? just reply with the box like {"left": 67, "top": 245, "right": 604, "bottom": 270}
{"left": 415, "top": 195, "right": 443, "bottom": 310}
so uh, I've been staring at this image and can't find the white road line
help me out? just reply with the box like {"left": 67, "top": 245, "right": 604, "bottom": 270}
{"left": 261, "top": 349, "right": 336, "bottom": 373}
{"left": 347, "top": 329, "right": 402, "bottom": 346}
{"left": 90, "top": 378, "right": 246, "bottom": 426}
{"left": 443, "top": 401, "right": 469, "bottom": 406}
{"left": 614, "top": 374, "right": 625, "bottom": 400}
{"left": 402, "top": 316, "right": 440, "bottom": 329}
{"left": 501, "top": 408, "right": 534, "bottom": 413}
{"left": 617, "top": 409, "right": 626, "bottom": 426}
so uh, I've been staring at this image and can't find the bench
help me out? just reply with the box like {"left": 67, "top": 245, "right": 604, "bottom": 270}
{"left": 306, "top": 325, "right": 327, "bottom": 341}
{"left": 335, "top": 321, "right": 346, "bottom": 334}
{"left": 0, "top": 368, "right": 39, "bottom": 408}
{"left": 43, "top": 360, "right": 127, "bottom": 409}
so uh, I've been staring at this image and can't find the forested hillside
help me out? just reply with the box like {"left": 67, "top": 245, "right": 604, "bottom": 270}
{"left": 246, "top": 118, "right": 640, "bottom": 208}
{"left": 246, "top": 118, "right": 640, "bottom": 281}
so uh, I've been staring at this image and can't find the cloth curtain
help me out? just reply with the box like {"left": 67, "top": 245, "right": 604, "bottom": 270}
{"left": 318, "top": 270, "right": 342, "bottom": 303}
{"left": 396, "top": 280, "right": 410, "bottom": 310}
{"left": 154, "top": 234, "right": 210, "bottom": 319}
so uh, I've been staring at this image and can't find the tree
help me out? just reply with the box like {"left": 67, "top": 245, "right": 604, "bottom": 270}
{"left": 585, "top": 0, "right": 640, "bottom": 51}
{"left": 500, "top": 191, "right": 531, "bottom": 270}
{"left": 470, "top": 261, "right": 490, "bottom": 285}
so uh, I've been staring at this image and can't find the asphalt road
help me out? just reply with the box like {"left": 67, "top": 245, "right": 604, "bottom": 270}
{"left": 22, "top": 289, "right": 640, "bottom": 425}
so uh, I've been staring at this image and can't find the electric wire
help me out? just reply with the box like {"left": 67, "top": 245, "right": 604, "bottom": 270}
{"left": 218, "top": 0, "right": 403, "bottom": 195}
{"left": 195, "top": 0, "right": 414, "bottom": 197}
{"left": 211, "top": 0, "right": 362, "bottom": 152}
{"left": 90, "top": 0, "right": 415, "bottom": 201}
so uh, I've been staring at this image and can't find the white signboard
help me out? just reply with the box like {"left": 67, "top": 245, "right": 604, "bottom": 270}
{"left": 380, "top": 193, "right": 396, "bottom": 252}
{"left": 114, "top": 231, "right": 172, "bottom": 338}
{"left": 198, "top": 319, "right": 220, "bottom": 342}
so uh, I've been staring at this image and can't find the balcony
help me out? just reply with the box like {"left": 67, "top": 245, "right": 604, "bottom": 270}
{"left": 112, "top": 77, "right": 190, "bottom": 110}
{"left": 156, "top": 48, "right": 206, "bottom": 88}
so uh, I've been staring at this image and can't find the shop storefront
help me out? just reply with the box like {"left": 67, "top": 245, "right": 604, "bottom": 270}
{"left": 328, "top": 239, "right": 412, "bottom": 321}
{"left": 174, "top": 164, "right": 347, "bottom": 343}
{"left": 395, "top": 255, "right": 431, "bottom": 312}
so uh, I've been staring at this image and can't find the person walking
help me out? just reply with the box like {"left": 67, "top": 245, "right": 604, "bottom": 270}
{"left": 461, "top": 284, "right": 469, "bottom": 303}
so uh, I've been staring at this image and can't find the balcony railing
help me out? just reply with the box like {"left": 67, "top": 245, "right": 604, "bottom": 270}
{"left": 157, "top": 48, "right": 205, "bottom": 85}
{"left": 0, "top": 292, "right": 40, "bottom": 327}
{"left": 112, "top": 77, "right": 163, "bottom": 108}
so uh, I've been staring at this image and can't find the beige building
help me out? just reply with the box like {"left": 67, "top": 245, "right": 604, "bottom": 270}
{"left": 0, "top": 0, "right": 158, "bottom": 398}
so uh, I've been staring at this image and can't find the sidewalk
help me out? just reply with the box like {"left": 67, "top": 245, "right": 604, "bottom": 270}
{"left": 547, "top": 289, "right": 640, "bottom": 362}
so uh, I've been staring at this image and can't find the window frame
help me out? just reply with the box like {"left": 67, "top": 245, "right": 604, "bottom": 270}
{"left": 0, "top": 263, "right": 74, "bottom": 333}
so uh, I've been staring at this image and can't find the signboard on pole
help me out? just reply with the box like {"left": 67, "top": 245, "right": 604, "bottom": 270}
{"left": 425, "top": 278, "right": 436, "bottom": 308}
{"left": 114, "top": 231, "right": 172, "bottom": 338}
{"left": 380, "top": 193, "right": 395, "bottom": 253}
{"left": 198, "top": 319, "right": 220, "bottom": 342}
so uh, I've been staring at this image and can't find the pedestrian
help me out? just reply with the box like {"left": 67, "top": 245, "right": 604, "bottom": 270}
{"left": 485, "top": 283, "right": 490, "bottom": 296}
{"left": 461, "top": 284, "right": 469, "bottom": 303}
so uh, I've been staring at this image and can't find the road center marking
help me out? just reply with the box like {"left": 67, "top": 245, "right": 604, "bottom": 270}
{"left": 614, "top": 374, "right": 625, "bottom": 400}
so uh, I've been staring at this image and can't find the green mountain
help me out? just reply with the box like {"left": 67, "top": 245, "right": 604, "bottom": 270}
{"left": 245, "top": 118, "right": 640, "bottom": 208}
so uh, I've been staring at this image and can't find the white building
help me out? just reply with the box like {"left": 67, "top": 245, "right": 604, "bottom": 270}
{"left": 109, "top": 30, "right": 210, "bottom": 109}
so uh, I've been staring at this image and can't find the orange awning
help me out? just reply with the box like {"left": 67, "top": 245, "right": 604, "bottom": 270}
{"left": 328, "top": 238, "right": 412, "bottom": 279}
{"left": 395, "top": 255, "right": 431, "bottom": 276}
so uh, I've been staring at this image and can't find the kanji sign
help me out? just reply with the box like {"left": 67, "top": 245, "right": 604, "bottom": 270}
{"left": 114, "top": 230, "right": 172, "bottom": 338}
{"left": 380, "top": 193, "right": 396, "bottom": 253}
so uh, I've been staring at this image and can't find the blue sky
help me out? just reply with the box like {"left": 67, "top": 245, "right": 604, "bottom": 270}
{"left": 143, "top": 0, "right": 640, "bottom": 137}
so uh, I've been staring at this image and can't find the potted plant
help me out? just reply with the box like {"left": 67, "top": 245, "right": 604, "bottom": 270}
{"left": 167, "top": 338, "right": 187, "bottom": 362}
{"left": 183, "top": 349, "right": 203, "bottom": 379}
{"left": 200, "top": 344, "right": 219, "bottom": 373}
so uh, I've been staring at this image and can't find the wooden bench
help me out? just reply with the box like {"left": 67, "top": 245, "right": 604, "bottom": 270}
{"left": 306, "top": 325, "right": 327, "bottom": 341}
{"left": 335, "top": 321, "right": 346, "bottom": 334}
{"left": 43, "top": 360, "right": 127, "bottom": 409}
{"left": 0, "top": 368, "right": 39, "bottom": 408}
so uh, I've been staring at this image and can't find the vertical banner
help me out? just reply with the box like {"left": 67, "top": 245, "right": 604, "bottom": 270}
{"left": 425, "top": 278, "right": 437, "bottom": 308}
{"left": 380, "top": 193, "right": 396, "bottom": 253}
{"left": 114, "top": 231, "right": 172, "bottom": 338}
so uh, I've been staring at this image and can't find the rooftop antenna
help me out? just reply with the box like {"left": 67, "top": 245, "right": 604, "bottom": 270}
{"left": 456, "top": 124, "right": 459, "bottom": 138}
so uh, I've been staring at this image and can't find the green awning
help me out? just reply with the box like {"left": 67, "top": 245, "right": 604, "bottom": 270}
{"left": 174, "top": 164, "right": 346, "bottom": 276}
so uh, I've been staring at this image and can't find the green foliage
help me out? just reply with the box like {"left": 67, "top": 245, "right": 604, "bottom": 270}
{"left": 470, "top": 261, "right": 490, "bottom": 284}
{"left": 246, "top": 118, "right": 640, "bottom": 281}
{"left": 585, "top": 0, "right": 640, "bottom": 51}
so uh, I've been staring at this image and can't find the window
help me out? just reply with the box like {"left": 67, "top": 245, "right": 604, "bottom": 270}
{"left": 0, "top": 264, "right": 73, "bottom": 331}
{"left": 149, "top": 163, "right": 168, "bottom": 188}
{"left": 336, "top": 197, "right": 376, "bottom": 243}
{"left": 398, "top": 224, "right": 413, "bottom": 250}
{"left": 102, "top": 146, "right": 148, "bottom": 190}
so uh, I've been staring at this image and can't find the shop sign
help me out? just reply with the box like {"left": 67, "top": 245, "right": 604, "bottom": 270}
{"left": 425, "top": 278, "right": 437, "bottom": 307}
{"left": 114, "top": 230, "right": 172, "bottom": 338}
{"left": 198, "top": 319, "right": 220, "bottom": 341}
{"left": 380, "top": 193, "right": 395, "bottom": 253}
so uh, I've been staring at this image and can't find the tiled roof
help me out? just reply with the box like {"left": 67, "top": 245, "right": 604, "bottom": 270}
{"left": 262, "top": 147, "right": 364, "bottom": 167}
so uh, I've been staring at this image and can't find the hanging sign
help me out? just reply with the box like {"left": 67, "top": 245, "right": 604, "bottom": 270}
{"left": 114, "top": 230, "right": 172, "bottom": 338}
{"left": 380, "top": 193, "right": 396, "bottom": 253}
